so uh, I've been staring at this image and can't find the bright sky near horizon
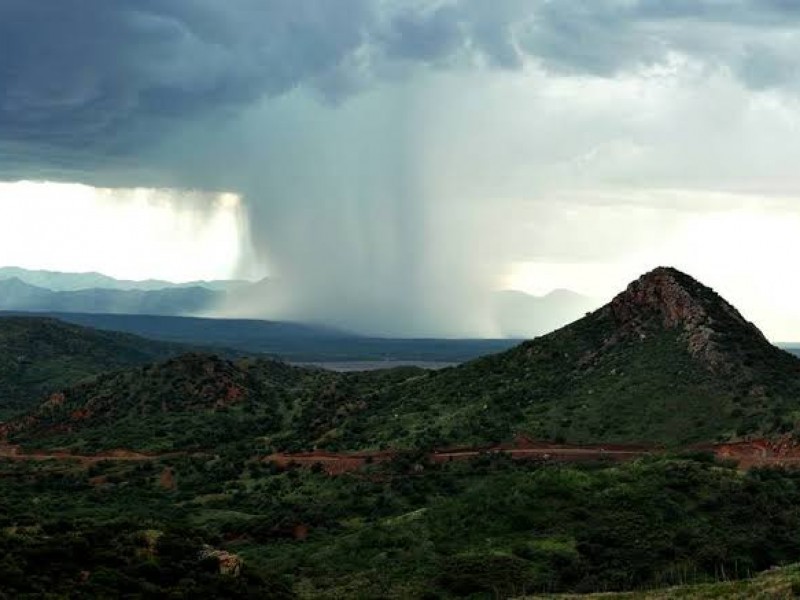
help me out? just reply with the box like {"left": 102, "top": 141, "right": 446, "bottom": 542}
{"left": 0, "top": 181, "right": 249, "bottom": 283}
{"left": 3, "top": 179, "right": 800, "bottom": 340}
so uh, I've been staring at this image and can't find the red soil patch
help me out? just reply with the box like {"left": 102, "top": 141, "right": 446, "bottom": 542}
{"left": 158, "top": 466, "right": 177, "bottom": 490}
{"left": 293, "top": 524, "right": 309, "bottom": 540}
{"left": 42, "top": 392, "right": 66, "bottom": 409}
{"left": 216, "top": 384, "right": 245, "bottom": 409}
{"left": 69, "top": 408, "right": 93, "bottom": 421}
{"left": 701, "top": 437, "right": 800, "bottom": 469}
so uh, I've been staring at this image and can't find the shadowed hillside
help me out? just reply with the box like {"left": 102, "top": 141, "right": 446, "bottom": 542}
{"left": 2, "top": 352, "right": 425, "bottom": 453}
{"left": 0, "top": 317, "right": 199, "bottom": 420}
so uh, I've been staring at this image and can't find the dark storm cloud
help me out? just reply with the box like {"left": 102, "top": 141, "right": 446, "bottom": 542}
{"left": 0, "top": 0, "right": 375, "bottom": 173}
{"left": 3, "top": 0, "right": 800, "bottom": 177}
{"left": 382, "top": 5, "right": 463, "bottom": 62}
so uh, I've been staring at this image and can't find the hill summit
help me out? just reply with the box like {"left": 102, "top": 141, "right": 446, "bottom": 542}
{"left": 599, "top": 267, "right": 771, "bottom": 373}
{"left": 319, "top": 267, "right": 800, "bottom": 449}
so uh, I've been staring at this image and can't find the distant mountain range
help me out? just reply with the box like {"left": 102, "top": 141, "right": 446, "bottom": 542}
{"left": 0, "top": 266, "right": 600, "bottom": 338}
{"left": 494, "top": 288, "right": 597, "bottom": 337}
{"left": 0, "top": 266, "right": 249, "bottom": 292}
{"left": 0, "top": 277, "right": 220, "bottom": 315}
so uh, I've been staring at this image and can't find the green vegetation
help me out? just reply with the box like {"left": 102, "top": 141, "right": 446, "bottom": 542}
{"left": 9, "top": 315, "right": 800, "bottom": 454}
{"left": 9, "top": 268, "right": 800, "bottom": 454}
{"left": 4, "top": 454, "right": 800, "bottom": 598}
{"left": 0, "top": 316, "right": 194, "bottom": 420}
{"left": 533, "top": 564, "right": 800, "bottom": 599}
{"left": 5, "top": 353, "right": 424, "bottom": 453}
{"left": 5, "top": 268, "right": 800, "bottom": 598}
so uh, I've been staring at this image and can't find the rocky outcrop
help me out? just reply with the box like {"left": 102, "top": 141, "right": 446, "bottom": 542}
{"left": 602, "top": 266, "right": 770, "bottom": 373}
{"left": 199, "top": 545, "right": 243, "bottom": 577}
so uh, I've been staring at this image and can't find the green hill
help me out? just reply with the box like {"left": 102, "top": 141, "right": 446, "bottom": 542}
{"left": 3, "top": 354, "right": 311, "bottom": 451}
{"left": 7, "top": 267, "right": 800, "bottom": 454}
{"left": 0, "top": 316, "right": 199, "bottom": 420}
{"left": 317, "top": 267, "right": 800, "bottom": 450}
{"left": 6, "top": 268, "right": 800, "bottom": 598}
{"left": 2, "top": 351, "right": 424, "bottom": 452}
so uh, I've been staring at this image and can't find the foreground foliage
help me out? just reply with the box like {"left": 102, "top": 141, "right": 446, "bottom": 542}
{"left": 3, "top": 454, "right": 800, "bottom": 598}
{"left": 5, "top": 269, "right": 800, "bottom": 598}
{"left": 533, "top": 564, "right": 800, "bottom": 599}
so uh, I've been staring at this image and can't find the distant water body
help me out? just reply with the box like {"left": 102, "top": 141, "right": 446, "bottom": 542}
{"left": 291, "top": 360, "right": 457, "bottom": 372}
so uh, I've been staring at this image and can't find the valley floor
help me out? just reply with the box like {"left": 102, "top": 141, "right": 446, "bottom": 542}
{"left": 5, "top": 440, "right": 800, "bottom": 597}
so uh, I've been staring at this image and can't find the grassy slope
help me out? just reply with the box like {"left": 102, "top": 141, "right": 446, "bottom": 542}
{"left": 0, "top": 316, "right": 196, "bottom": 420}
{"left": 5, "top": 452, "right": 800, "bottom": 598}
{"left": 315, "top": 327, "right": 798, "bottom": 451}
{"left": 8, "top": 307, "right": 800, "bottom": 453}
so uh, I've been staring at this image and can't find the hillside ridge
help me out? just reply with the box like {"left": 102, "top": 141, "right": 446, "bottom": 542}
{"left": 602, "top": 266, "right": 770, "bottom": 372}
{"left": 5, "top": 267, "right": 800, "bottom": 452}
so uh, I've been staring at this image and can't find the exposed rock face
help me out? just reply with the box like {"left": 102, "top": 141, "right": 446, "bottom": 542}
{"left": 42, "top": 392, "right": 66, "bottom": 409}
{"left": 199, "top": 545, "right": 243, "bottom": 577}
{"left": 601, "top": 266, "right": 770, "bottom": 373}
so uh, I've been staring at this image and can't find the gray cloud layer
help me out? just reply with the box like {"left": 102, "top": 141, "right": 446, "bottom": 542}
{"left": 5, "top": 0, "right": 800, "bottom": 177}
{"left": 4, "top": 1, "right": 800, "bottom": 335}
{"left": 0, "top": 0, "right": 376, "bottom": 174}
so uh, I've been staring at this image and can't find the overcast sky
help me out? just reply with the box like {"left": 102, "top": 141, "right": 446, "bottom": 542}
{"left": 2, "top": 1, "right": 800, "bottom": 338}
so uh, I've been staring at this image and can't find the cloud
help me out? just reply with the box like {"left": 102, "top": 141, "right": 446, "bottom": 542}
{"left": 4, "top": 1, "right": 800, "bottom": 336}
{"left": 0, "top": 0, "right": 377, "bottom": 175}
{"left": 5, "top": 0, "right": 800, "bottom": 178}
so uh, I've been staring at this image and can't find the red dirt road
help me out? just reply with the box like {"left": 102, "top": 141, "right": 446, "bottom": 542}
{"left": 266, "top": 436, "right": 800, "bottom": 475}
{"left": 0, "top": 444, "right": 169, "bottom": 464}
{"left": 266, "top": 440, "right": 656, "bottom": 475}
{"left": 4, "top": 435, "right": 800, "bottom": 474}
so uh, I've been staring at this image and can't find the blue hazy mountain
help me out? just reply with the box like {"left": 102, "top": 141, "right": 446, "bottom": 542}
{"left": 0, "top": 266, "right": 249, "bottom": 292}
{"left": 494, "top": 288, "right": 599, "bottom": 337}
{"left": 0, "top": 267, "right": 599, "bottom": 338}
{"left": 0, "top": 277, "right": 220, "bottom": 316}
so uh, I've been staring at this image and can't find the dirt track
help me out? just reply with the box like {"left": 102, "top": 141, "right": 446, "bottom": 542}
{"left": 5, "top": 436, "right": 800, "bottom": 473}
{"left": 266, "top": 436, "right": 800, "bottom": 475}
{"left": 265, "top": 442, "right": 653, "bottom": 475}
{"left": 0, "top": 444, "right": 168, "bottom": 464}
